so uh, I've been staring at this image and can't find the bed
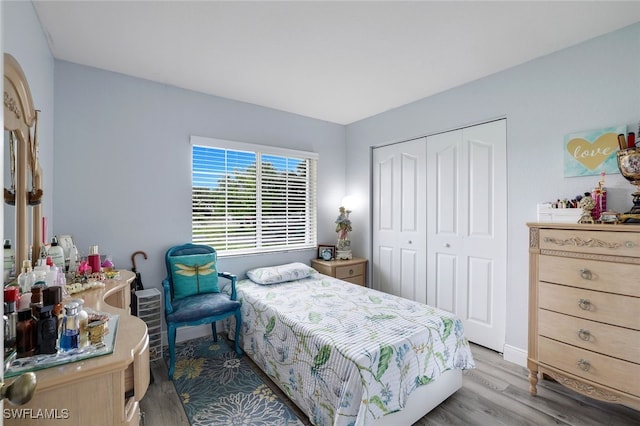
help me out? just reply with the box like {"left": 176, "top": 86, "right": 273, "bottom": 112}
{"left": 222, "top": 263, "right": 475, "bottom": 426}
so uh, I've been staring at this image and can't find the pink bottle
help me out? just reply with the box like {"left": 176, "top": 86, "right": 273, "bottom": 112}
{"left": 88, "top": 245, "right": 101, "bottom": 274}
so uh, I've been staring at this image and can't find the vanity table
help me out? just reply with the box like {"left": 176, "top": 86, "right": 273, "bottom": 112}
{"left": 6, "top": 270, "right": 150, "bottom": 425}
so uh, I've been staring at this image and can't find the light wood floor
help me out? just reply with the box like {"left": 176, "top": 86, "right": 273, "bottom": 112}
{"left": 139, "top": 343, "right": 639, "bottom": 425}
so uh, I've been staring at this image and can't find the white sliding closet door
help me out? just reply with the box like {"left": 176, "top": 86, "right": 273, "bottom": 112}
{"left": 426, "top": 119, "right": 507, "bottom": 352}
{"left": 372, "top": 138, "right": 427, "bottom": 303}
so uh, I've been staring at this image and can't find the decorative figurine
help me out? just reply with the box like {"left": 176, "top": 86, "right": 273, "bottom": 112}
{"left": 578, "top": 192, "right": 595, "bottom": 224}
{"left": 335, "top": 206, "right": 353, "bottom": 260}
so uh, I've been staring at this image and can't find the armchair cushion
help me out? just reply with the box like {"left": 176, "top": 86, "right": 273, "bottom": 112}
{"left": 169, "top": 252, "right": 219, "bottom": 300}
{"left": 167, "top": 292, "right": 240, "bottom": 323}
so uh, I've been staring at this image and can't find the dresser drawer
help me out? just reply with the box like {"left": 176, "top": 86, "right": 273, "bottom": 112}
{"left": 539, "top": 282, "right": 640, "bottom": 330}
{"left": 538, "top": 336, "right": 640, "bottom": 397}
{"left": 539, "top": 309, "right": 640, "bottom": 363}
{"left": 539, "top": 255, "right": 640, "bottom": 297}
{"left": 335, "top": 263, "right": 365, "bottom": 280}
{"left": 539, "top": 229, "right": 640, "bottom": 257}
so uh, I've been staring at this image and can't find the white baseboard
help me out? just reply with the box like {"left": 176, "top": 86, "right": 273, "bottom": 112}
{"left": 503, "top": 344, "right": 527, "bottom": 367}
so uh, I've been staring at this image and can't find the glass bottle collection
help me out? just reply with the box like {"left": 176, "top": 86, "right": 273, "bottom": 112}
{"left": 5, "top": 238, "right": 108, "bottom": 359}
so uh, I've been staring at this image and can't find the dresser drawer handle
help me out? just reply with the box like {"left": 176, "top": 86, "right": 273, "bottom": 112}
{"left": 577, "top": 359, "right": 591, "bottom": 372}
{"left": 579, "top": 268, "right": 592, "bottom": 280}
{"left": 349, "top": 269, "right": 354, "bottom": 275}
{"left": 578, "top": 329, "right": 591, "bottom": 341}
{"left": 578, "top": 299, "right": 591, "bottom": 310}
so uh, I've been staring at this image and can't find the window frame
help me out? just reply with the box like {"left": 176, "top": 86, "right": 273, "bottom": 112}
{"left": 190, "top": 135, "right": 318, "bottom": 257}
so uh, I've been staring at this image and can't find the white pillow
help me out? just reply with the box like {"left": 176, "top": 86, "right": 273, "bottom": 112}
{"left": 247, "top": 262, "right": 316, "bottom": 285}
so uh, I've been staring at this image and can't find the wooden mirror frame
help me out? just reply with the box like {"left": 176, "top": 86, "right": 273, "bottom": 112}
{"left": 4, "top": 53, "right": 43, "bottom": 269}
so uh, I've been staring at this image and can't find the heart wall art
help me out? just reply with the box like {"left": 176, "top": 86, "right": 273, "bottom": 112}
{"left": 564, "top": 125, "right": 626, "bottom": 177}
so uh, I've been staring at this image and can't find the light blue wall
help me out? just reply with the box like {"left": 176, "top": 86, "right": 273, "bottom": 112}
{"left": 2, "top": 1, "right": 55, "bottom": 248}
{"left": 345, "top": 22, "right": 640, "bottom": 357}
{"left": 53, "top": 61, "right": 346, "bottom": 291}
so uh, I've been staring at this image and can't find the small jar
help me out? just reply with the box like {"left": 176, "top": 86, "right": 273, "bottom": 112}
{"left": 16, "top": 308, "right": 36, "bottom": 358}
{"left": 87, "top": 320, "right": 106, "bottom": 345}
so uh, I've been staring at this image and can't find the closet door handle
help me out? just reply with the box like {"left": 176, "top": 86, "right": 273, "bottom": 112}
{"left": 580, "top": 268, "right": 593, "bottom": 280}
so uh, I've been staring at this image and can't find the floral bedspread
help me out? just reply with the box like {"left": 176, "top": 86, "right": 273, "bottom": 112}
{"left": 223, "top": 273, "right": 475, "bottom": 426}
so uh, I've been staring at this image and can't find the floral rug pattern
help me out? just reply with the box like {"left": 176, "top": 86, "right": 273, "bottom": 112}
{"left": 166, "top": 336, "right": 305, "bottom": 426}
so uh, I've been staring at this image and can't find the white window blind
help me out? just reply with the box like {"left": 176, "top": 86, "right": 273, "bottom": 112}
{"left": 191, "top": 136, "right": 317, "bottom": 255}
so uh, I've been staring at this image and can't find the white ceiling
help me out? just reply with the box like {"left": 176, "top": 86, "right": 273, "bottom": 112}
{"left": 33, "top": 1, "right": 640, "bottom": 125}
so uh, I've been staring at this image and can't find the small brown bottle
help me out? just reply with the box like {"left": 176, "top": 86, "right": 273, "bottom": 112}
{"left": 30, "top": 283, "right": 46, "bottom": 318}
{"left": 16, "top": 308, "right": 36, "bottom": 358}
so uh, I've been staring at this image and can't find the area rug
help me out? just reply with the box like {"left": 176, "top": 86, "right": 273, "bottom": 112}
{"left": 165, "top": 335, "right": 306, "bottom": 426}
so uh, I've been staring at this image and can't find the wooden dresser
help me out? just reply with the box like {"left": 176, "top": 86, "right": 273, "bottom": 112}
{"left": 311, "top": 257, "right": 367, "bottom": 286}
{"left": 527, "top": 223, "right": 640, "bottom": 411}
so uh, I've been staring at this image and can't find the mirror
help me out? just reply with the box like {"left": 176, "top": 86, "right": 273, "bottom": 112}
{"left": 4, "top": 53, "right": 43, "bottom": 275}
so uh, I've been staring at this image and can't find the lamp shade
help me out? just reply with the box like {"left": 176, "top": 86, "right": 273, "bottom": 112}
{"left": 341, "top": 195, "right": 356, "bottom": 211}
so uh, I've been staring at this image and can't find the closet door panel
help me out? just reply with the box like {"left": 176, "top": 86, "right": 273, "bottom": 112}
{"left": 372, "top": 139, "right": 426, "bottom": 303}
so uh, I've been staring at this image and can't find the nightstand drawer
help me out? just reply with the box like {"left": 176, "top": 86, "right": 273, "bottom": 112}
{"left": 538, "top": 336, "right": 640, "bottom": 397}
{"left": 335, "top": 263, "right": 365, "bottom": 280}
{"left": 343, "top": 275, "right": 365, "bottom": 286}
{"left": 310, "top": 258, "right": 367, "bottom": 286}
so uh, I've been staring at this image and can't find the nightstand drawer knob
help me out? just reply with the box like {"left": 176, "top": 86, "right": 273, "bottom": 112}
{"left": 349, "top": 269, "right": 354, "bottom": 275}
{"left": 578, "top": 329, "right": 591, "bottom": 341}
{"left": 578, "top": 299, "right": 591, "bottom": 310}
{"left": 579, "top": 268, "right": 593, "bottom": 280}
{"left": 577, "top": 359, "right": 591, "bottom": 372}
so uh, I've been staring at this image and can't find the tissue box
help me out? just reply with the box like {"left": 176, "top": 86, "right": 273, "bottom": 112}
{"left": 537, "top": 204, "right": 582, "bottom": 223}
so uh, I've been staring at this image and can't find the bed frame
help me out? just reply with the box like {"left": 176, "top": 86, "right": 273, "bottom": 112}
{"left": 241, "top": 342, "right": 462, "bottom": 425}
{"left": 372, "top": 369, "right": 461, "bottom": 425}
{"left": 225, "top": 270, "right": 469, "bottom": 425}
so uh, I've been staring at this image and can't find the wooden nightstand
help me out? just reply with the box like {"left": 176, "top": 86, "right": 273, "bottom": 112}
{"left": 311, "top": 257, "right": 367, "bottom": 286}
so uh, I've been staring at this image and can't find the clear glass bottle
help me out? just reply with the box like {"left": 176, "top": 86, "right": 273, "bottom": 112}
{"left": 59, "top": 302, "right": 80, "bottom": 352}
{"left": 47, "top": 237, "right": 65, "bottom": 270}
{"left": 69, "top": 298, "right": 89, "bottom": 347}
{"left": 17, "top": 260, "right": 36, "bottom": 294}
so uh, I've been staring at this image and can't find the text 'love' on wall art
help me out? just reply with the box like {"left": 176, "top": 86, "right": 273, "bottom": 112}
{"left": 564, "top": 125, "right": 626, "bottom": 177}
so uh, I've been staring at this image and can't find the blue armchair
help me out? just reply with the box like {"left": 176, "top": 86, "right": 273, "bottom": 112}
{"left": 162, "top": 243, "right": 242, "bottom": 379}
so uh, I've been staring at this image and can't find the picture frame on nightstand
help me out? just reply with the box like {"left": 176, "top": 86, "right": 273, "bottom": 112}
{"left": 317, "top": 244, "right": 335, "bottom": 260}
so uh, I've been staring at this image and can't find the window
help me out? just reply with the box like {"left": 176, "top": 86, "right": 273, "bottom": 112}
{"left": 191, "top": 136, "right": 318, "bottom": 256}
